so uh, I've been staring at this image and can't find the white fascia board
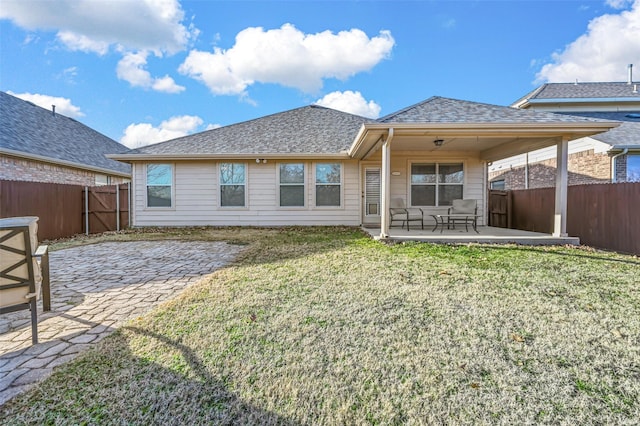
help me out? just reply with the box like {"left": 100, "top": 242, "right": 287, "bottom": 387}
{"left": 1, "top": 148, "right": 131, "bottom": 177}
{"left": 526, "top": 97, "right": 640, "bottom": 104}
{"left": 354, "top": 121, "right": 619, "bottom": 133}
{"left": 607, "top": 146, "right": 640, "bottom": 152}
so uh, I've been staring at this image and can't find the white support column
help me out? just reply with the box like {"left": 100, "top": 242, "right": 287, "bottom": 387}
{"left": 553, "top": 136, "right": 569, "bottom": 237}
{"left": 379, "top": 128, "right": 394, "bottom": 238}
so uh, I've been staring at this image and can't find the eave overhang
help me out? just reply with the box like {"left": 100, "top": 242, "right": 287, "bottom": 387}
{"left": 517, "top": 97, "right": 640, "bottom": 109}
{"left": 607, "top": 145, "right": 640, "bottom": 152}
{"left": 348, "top": 121, "right": 620, "bottom": 161}
{"left": 1, "top": 147, "right": 131, "bottom": 178}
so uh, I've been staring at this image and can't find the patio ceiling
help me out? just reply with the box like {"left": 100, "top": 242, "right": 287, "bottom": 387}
{"left": 348, "top": 122, "right": 619, "bottom": 162}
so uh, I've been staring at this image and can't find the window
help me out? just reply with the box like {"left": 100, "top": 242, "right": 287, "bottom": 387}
{"left": 95, "top": 174, "right": 110, "bottom": 186}
{"left": 627, "top": 155, "right": 640, "bottom": 182}
{"left": 490, "top": 179, "right": 505, "bottom": 190}
{"left": 146, "top": 164, "right": 172, "bottom": 207}
{"left": 279, "top": 163, "right": 305, "bottom": 207}
{"left": 411, "top": 163, "right": 463, "bottom": 206}
{"left": 315, "top": 163, "right": 341, "bottom": 207}
{"left": 220, "top": 163, "right": 246, "bottom": 207}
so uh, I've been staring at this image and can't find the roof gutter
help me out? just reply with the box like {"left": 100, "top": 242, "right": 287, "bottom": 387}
{"left": 351, "top": 121, "right": 619, "bottom": 132}
{"left": 524, "top": 97, "right": 640, "bottom": 105}
{"left": 611, "top": 148, "right": 629, "bottom": 183}
{"left": 1, "top": 147, "right": 131, "bottom": 178}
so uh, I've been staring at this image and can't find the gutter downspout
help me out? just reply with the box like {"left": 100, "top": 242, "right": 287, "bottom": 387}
{"left": 611, "top": 148, "right": 628, "bottom": 183}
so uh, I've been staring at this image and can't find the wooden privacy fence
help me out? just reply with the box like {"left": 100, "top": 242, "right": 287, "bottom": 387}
{"left": 0, "top": 180, "right": 129, "bottom": 241}
{"left": 489, "top": 183, "right": 640, "bottom": 255}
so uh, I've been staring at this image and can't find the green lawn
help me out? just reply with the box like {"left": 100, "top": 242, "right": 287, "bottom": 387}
{"left": 2, "top": 227, "right": 639, "bottom": 424}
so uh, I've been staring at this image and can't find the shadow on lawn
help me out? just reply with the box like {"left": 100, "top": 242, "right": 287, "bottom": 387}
{"left": 0, "top": 325, "right": 298, "bottom": 425}
{"left": 118, "top": 325, "right": 301, "bottom": 425}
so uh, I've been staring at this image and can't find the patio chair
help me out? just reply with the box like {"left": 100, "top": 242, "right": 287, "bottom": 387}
{"left": 447, "top": 199, "right": 478, "bottom": 231}
{"left": 0, "top": 217, "right": 50, "bottom": 345}
{"left": 389, "top": 198, "right": 424, "bottom": 231}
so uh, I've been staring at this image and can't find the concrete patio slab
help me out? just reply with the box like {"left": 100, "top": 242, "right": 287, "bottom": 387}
{"left": 362, "top": 226, "right": 580, "bottom": 245}
{"left": 0, "top": 240, "right": 244, "bottom": 406}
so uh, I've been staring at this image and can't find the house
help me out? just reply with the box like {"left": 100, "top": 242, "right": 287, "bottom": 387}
{"left": 0, "top": 91, "right": 131, "bottom": 186}
{"left": 110, "top": 96, "right": 617, "bottom": 239}
{"left": 489, "top": 69, "right": 640, "bottom": 189}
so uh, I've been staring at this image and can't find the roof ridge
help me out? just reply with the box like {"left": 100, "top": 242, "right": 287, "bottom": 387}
{"left": 377, "top": 96, "right": 441, "bottom": 122}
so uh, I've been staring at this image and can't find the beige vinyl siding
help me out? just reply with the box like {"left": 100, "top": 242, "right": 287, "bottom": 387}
{"left": 132, "top": 160, "right": 360, "bottom": 227}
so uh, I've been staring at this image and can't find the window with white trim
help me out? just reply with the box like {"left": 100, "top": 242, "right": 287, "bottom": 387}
{"left": 411, "top": 163, "right": 463, "bottom": 206}
{"left": 315, "top": 163, "right": 341, "bottom": 207}
{"left": 220, "top": 163, "right": 246, "bottom": 207}
{"left": 146, "top": 164, "right": 172, "bottom": 207}
{"left": 279, "top": 163, "right": 305, "bottom": 207}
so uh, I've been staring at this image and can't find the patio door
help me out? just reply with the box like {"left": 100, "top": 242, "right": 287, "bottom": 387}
{"left": 362, "top": 167, "right": 381, "bottom": 225}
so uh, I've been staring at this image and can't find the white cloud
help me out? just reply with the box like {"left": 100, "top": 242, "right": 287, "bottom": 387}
{"left": 7, "top": 91, "right": 84, "bottom": 118}
{"left": 205, "top": 123, "right": 222, "bottom": 130}
{"left": 117, "top": 51, "right": 185, "bottom": 93}
{"left": 57, "top": 30, "right": 110, "bottom": 55}
{"left": 536, "top": 0, "right": 640, "bottom": 83}
{"left": 0, "top": 0, "right": 194, "bottom": 55}
{"left": 120, "top": 115, "right": 203, "bottom": 148}
{"left": 179, "top": 24, "right": 395, "bottom": 96}
{"left": 314, "top": 91, "right": 382, "bottom": 118}
{"left": 606, "top": 0, "right": 633, "bottom": 9}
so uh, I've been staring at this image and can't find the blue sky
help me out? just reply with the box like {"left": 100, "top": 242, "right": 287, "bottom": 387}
{"left": 1, "top": 0, "right": 639, "bottom": 148}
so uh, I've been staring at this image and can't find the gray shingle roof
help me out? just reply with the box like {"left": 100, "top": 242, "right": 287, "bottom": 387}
{"left": 515, "top": 82, "right": 640, "bottom": 104}
{"left": 591, "top": 121, "right": 640, "bottom": 146}
{"left": 377, "top": 96, "right": 606, "bottom": 124}
{"left": 553, "top": 111, "right": 640, "bottom": 147}
{"left": 0, "top": 91, "right": 131, "bottom": 175}
{"left": 131, "top": 105, "right": 373, "bottom": 155}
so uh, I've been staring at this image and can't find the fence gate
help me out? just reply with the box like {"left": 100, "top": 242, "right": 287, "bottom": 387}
{"left": 488, "top": 190, "right": 511, "bottom": 228}
{"left": 82, "top": 184, "right": 129, "bottom": 234}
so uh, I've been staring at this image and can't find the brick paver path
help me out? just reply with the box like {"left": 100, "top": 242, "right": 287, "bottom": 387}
{"left": 0, "top": 240, "right": 244, "bottom": 405}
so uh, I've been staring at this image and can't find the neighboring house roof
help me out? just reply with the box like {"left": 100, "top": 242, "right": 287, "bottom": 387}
{"left": 513, "top": 82, "right": 640, "bottom": 108}
{"left": 116, "top": 105, "right": 373, "bottom": 159}
{"left": 377, "top": 96, "right": 608, "bottom": 124}
{"left": 548, "top": 111, "right": 640, "bottom": 149}
{"left": 591, "top": 121, "right": 640, "bottom": 148}
{"left": 0, "top": 91, "right": 131, "bottom": 176}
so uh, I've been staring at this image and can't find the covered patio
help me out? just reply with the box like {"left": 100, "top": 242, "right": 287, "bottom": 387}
{"left": 348, "top": 97, "right": 619, "bottom": 242}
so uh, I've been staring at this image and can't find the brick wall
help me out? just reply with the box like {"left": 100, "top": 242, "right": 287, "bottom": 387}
{"left": 489, "top": 149, "right": 611, "bottom": 189}
{"left": 0, "top": 154, "right": 128, "bottom": 186}
{"left": 615, "top": 155, "right": 627, "bottom": 182}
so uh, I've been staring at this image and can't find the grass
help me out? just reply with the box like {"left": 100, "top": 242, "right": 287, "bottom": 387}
{"left": 1, "top": 227, "right": 639, "bottom": 424}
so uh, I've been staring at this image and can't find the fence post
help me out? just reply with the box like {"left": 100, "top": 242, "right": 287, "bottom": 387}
{"left": 116, "top": 184, "right": 120, "bottom": 231}
{"left": 507, "top": 190, "right": 512, "bottom": 229}
{"left": 85, "top": 186, "right": 89, "bottom": 235}
{"left": 127, "top": 182, "right": 131, "bottom": 228}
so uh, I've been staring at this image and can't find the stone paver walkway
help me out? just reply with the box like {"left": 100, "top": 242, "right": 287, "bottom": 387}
{"left": 0, "top": 240, "right": 244, "bottom": 405}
